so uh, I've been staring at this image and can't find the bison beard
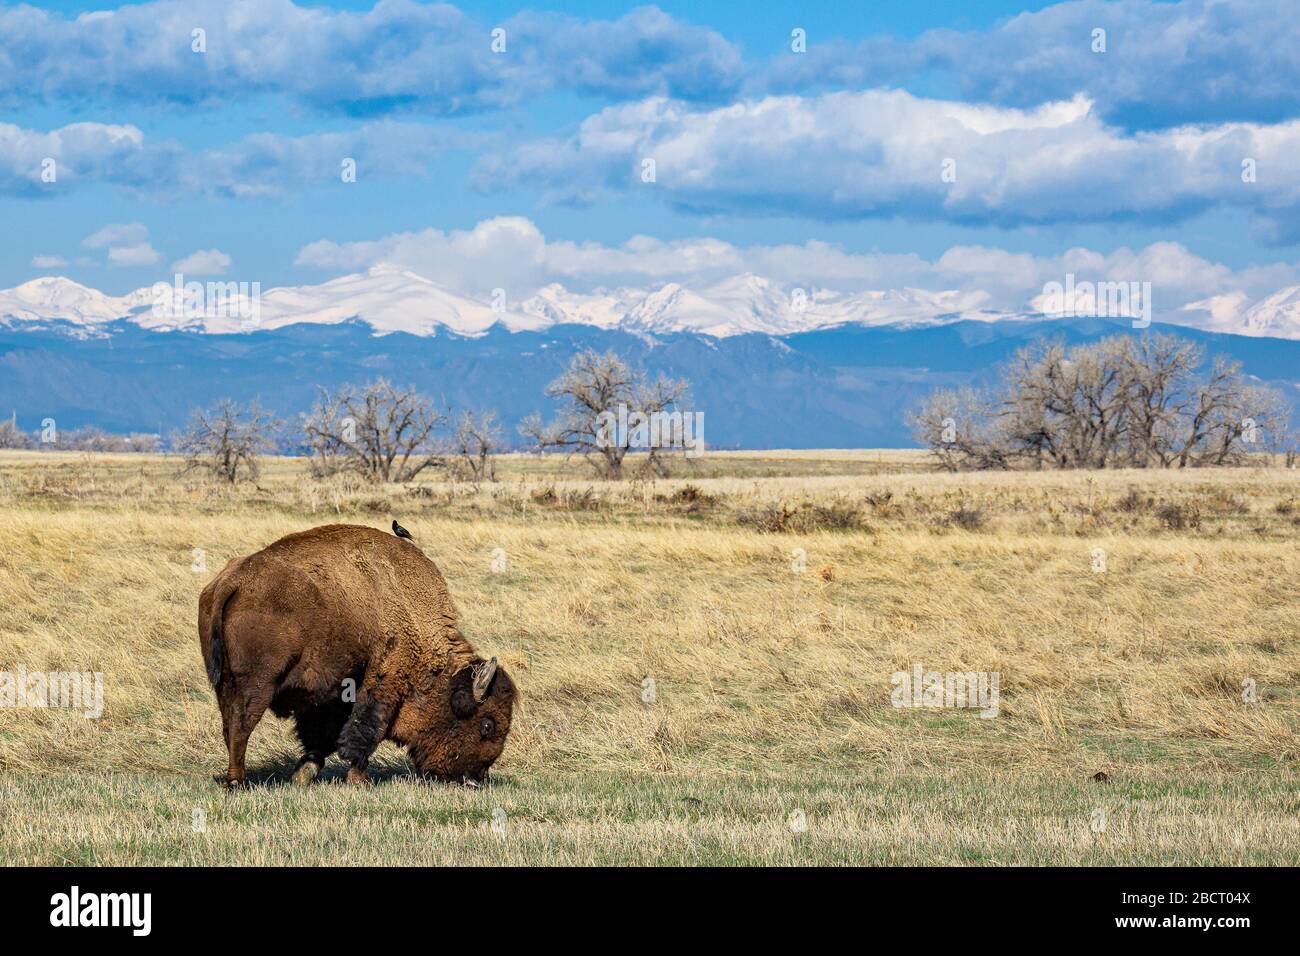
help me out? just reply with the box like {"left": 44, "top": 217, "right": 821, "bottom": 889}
{"left": 197, "top": 524, "right": 516, "bottom": 788}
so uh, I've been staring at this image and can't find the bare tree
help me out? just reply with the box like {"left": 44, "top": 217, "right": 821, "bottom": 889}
{"left": 303, "top": 379, "right": 447, "bottom": 483}
{"left": 520, "top": 350, "right": 691, "bottom": 479}
{"left": 449, "top": 409, "right": 502, "bottom": 482}
{"left": 178, "top": 400, "right": 280, "bottom": 484}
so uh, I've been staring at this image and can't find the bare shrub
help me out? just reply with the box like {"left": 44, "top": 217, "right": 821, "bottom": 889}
{"left": 736, "top": 502, "right": 796, "bottom": 533}
{"left": 1155, "top": 502, "right": 1202, "bottom": 531}
{"left": 1203, "top": 490, "right": 1250, "bottom": 515}
{"left": 524, "top": 484, "right": 605, "bottom": 511}
{"left": 560, "top": 487, "right": 604, "bottom": 511}
{"left": 177, "top": 400, "right": 280, "bottom": 484}
{"left": 656, "top": 483, "right": 719, "bottom": 513}
{"left": 520, "top": 350, "right": 692, "bottom": 480}
{"left": 805, "top": 498, "right": 863, "bottom": 530}
{"left": 448, "top": 409, "right": 501, "bottom": 483}
{"left": 1115, "top": 487, "right": 1151, "bottom": 514}
{"left": 947, "top": 507, "right": 987, "bottom": 531}
{"left": 303, "top": 379, "right": 446, "bottom": 484}
{"left": 907, "top": 386, "right": 1011, "bottom": 472}
{"left": 737, "top": 499, "right": 866, "bottom": 533}
{"left": 864, "top": 490, "right": 894, "bottom": 509}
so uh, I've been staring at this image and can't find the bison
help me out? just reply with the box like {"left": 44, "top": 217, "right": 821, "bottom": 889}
{"left": 198, "top": 523, "right": 516, "bottom": 788}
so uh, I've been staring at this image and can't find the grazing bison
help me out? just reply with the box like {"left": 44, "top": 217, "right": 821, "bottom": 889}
{"left": 198, "top": 523, "right": 515, "bottom": 788}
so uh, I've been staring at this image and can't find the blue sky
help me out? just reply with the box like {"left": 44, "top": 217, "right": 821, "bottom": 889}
{"left": 6, "top": 0, "right": 1300, "bottom": 322}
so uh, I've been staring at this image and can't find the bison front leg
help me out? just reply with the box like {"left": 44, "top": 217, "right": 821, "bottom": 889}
{"left": 337, "top": 683, "right": 397, "bottom": 785}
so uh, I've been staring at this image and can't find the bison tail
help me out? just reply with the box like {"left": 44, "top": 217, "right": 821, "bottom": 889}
{"left": 204, "top": 577, "right": 240, "bottom": 689}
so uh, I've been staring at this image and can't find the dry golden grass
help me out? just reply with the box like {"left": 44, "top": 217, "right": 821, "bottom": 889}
{"left": 1, "top": 450, "right": 1298, "bottom": 864}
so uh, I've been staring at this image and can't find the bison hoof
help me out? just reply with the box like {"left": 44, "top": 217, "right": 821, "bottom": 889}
{"left": 222, "top": 776, "right": 247, "bottom": 791}
{"left": 346, "top": 767, "right": 371, "bottom": 786}
{"left": 291, "top": 761, "right": 322, "bottom": 787}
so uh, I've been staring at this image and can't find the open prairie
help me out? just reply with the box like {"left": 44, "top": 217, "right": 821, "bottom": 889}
{"left": 1, "top": 450, "right": 1298, "bottom": 864}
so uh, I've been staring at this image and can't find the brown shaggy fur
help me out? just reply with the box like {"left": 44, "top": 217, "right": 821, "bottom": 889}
{"left": 197, "top": 523, "right": 515, "bottom": 788}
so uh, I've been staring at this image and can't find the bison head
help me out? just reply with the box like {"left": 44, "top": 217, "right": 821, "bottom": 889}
{"left": 404, "top": 656, "right": 516, "bottom": 783}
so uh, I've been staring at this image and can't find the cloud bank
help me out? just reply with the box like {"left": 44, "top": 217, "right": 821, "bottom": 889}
{"left": 0, "top": 2, "right": 743, "bottom": 115}
{"left": 4, "top": 1, "right": 1299, "bottom": 128}
{"left": 475, "top": 90, "right": 1300, "bottom": 237}
{"left": 294, "top": 215, "right": 1300, "bottom": 319}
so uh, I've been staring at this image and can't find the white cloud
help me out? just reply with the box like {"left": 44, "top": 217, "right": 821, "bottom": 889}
{"left": 82, "top": 222, "right": 149, "bottom": 249}
{"left": 297, "top": 217, "right": 554, "bottom": 298}
{"left": 83, "top": 222, "right": 160, "bottom": 267}
{"left": 0, "top": 121, "right": 465, "bottom": 200}
{"left": 0, "top": 121, "right": 145, "bottom": 196}
{"left": 476, "top": 90, "right": 1300, "bottom": 235}
{"left": 171, "top": 249, "right": 231, "bottom": 275}
{"left": 31, "top": 254, "right": 67, "bottom": 268}
{"left": 107, "top": 243, "right": 160, "bottom": 267}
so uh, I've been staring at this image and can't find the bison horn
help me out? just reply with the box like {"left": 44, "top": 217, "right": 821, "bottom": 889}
{"left": 472, "top": 657, "right": 498, "bottom": 702}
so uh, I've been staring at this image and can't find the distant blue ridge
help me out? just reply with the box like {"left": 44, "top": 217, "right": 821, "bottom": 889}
{"left": 1, "top": 317, "right": 1297, "bottom": 449}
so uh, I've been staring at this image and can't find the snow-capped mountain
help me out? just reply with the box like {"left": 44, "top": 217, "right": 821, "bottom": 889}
{"left": 0, "top": 268, "right": 1007, "bottom": 340}
{"left": 613, "top": 275, "right": 1007, "bottom": 337}
{"left": 1242, "top": 286, "right": 1300, "bottom": 338}
{"left": 214, "top": 266, "right": 550, "bottom": 336}
{"left": 626, "top": 274, "right": 814, "bottom": 336}
{"left": 520, "top": 283, "right": 640, "bottom": 329}
{"left": 0, "top": 267, "right": 551, "bottom": 338}
{"left": 139, "top": 266, "right": 552, "bottom": 336}
{"left": 1181, "top": 286, "right": 1300, "bottom": 340}
{"left": 0, "top": 277, "right": 151, "bottom": 328}
{"left": 624, "top": 282, "right": 754, "bottom": 336}
{"left": 5, "top": 267, "right": 1300, "bottom": 342}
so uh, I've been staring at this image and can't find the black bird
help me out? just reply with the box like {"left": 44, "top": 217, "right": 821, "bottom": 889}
{"left": 392, "top": 520, "right": 414, "bottom": 541}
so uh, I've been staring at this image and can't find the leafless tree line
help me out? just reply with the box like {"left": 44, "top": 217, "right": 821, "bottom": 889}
{"left": 172, "top": 382, "right": 503, "bottom": 486}
{"left": 179, "top": 349, "right": 694, "bottom": 484}
{"left": 0, "top": 415, "right": 160, "bottom": 453}
{"left": 910, "top": 333, "right": 1297, "bottom": 470}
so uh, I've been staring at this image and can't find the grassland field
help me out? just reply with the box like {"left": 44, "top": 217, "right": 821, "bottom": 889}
{"left": 1, "top": 449, "right": 1298, "bottom": 864}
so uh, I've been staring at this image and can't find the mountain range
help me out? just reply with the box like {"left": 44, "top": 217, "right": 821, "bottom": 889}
{"left": 2, "top": 268, "right": 1299, "bottom": 448}
{"left": 6, "top": 267, "right": 1300, "bottom": 341}
{"left": 0, "top": 267, "right": 1018, "bottom": 340}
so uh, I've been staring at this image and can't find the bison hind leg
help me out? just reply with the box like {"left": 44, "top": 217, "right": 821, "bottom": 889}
{"left": 219, "top": 685, "right": 275, "bottom": 790}
{"left": 291, "top": 700, "right": 351, "bottom": 785}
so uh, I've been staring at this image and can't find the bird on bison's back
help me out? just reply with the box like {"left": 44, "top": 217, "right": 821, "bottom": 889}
{"left": 392, "top": 520, "right": 414, "bottom": 541}
{"left": 197, "top": 523, "right": 516, "bottom": 789}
